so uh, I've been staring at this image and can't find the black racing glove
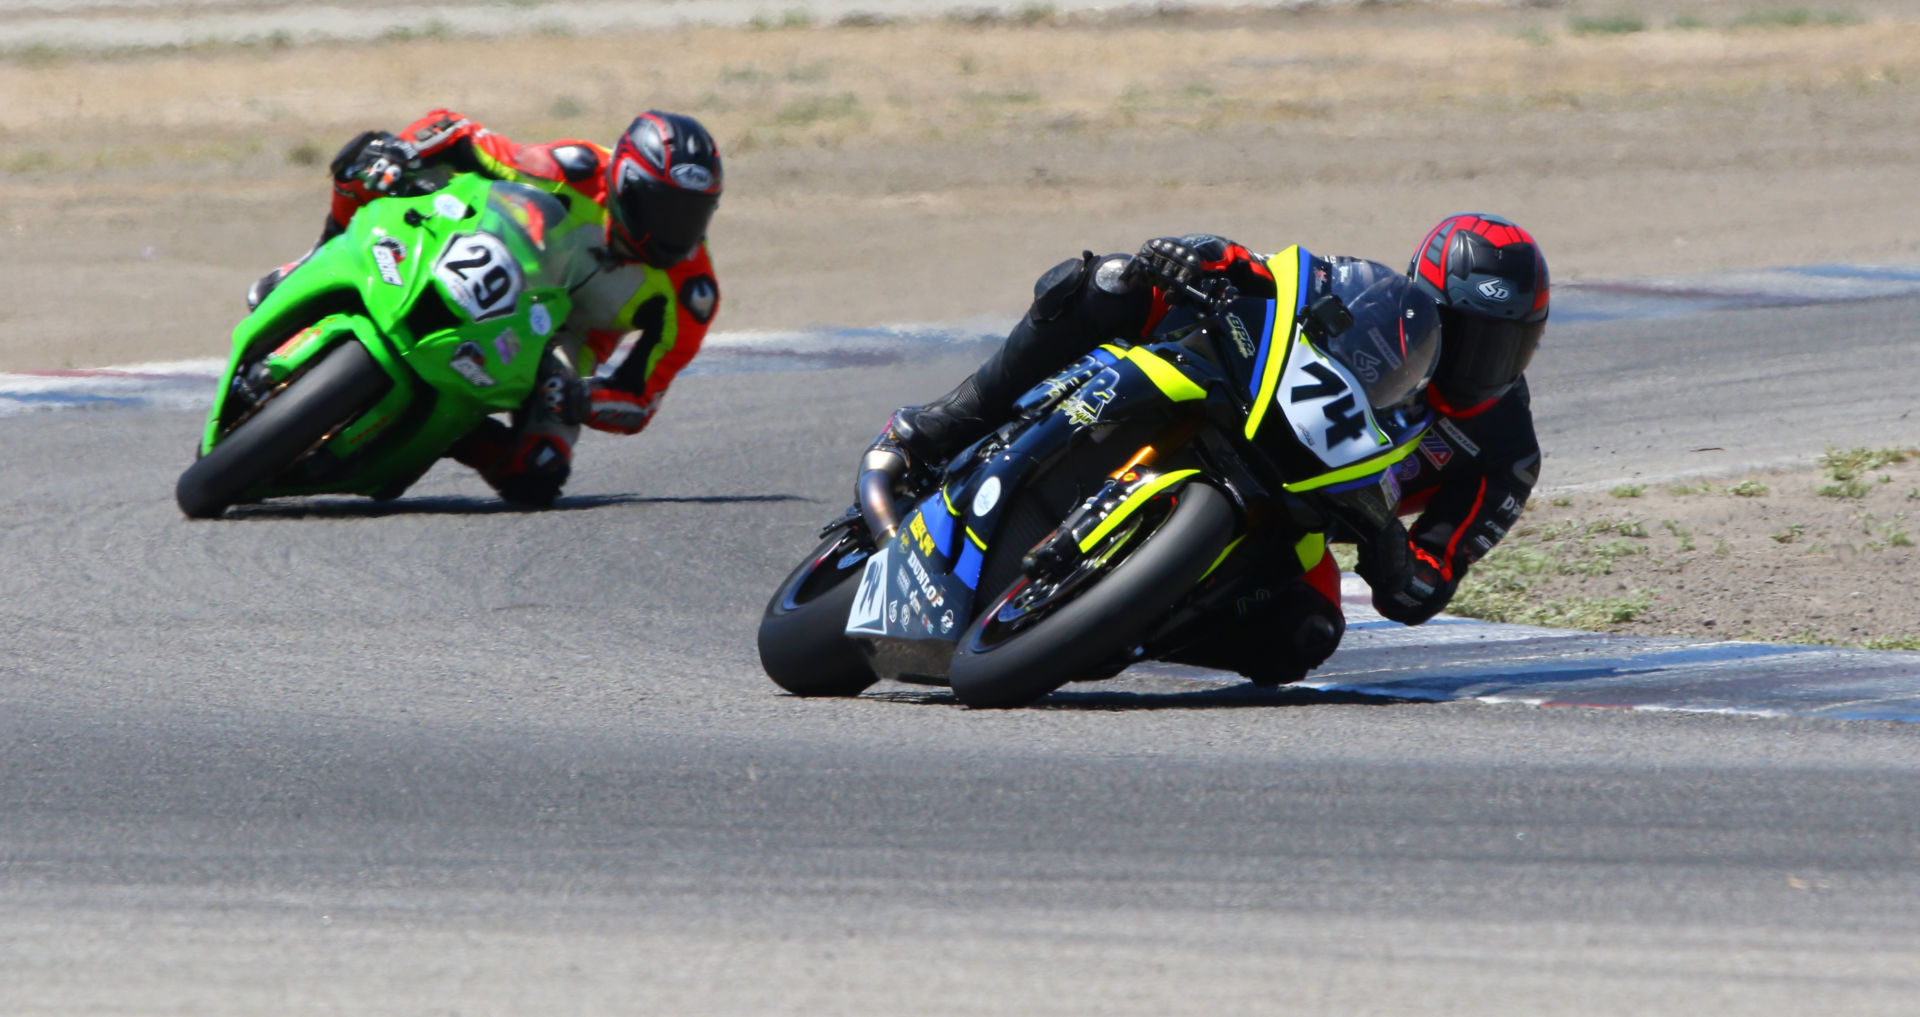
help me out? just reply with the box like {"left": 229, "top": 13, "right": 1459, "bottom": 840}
{"left": 1372, "top": 549, "right": 1456, "bottom": 626}
{"left": 330, "top": 130, "right": 421, "bottom": 195}
{"left": 1124, "top": 237, "right": 1205, "bottom": 295}
{"left": 1355, "top": 517, "right": 1451, "bottom": 626}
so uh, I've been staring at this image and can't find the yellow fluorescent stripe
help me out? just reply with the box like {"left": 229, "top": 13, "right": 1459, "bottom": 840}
{"left": 965, "top": 526, "right": 987, "bottom": 550}
{"left": 1076, "top": 469, "right": 1202, "bottom": 553}
{"left": 1246, "top": 245, "right": 1306, "bottom": 441}
{"left": 1282, "top": 432, "right": 1424, "bottom": 493}
{"left": 1124, "top": 347, "right": 1206, "bottom": 402}
{"left": 1292, "top": 531, "right": 1327, "bottom": 572}
{"left": 1199, "top": 534, "right": 1247, "bottom": 583}
{"left": 942, "top": 487, "right": 961, "bottom": 516}
{"left": 1099, "top": 343, "right": 1128, "bottom": 357}
{"left": 613, "top": 268, "right": 681, "bottom": 380}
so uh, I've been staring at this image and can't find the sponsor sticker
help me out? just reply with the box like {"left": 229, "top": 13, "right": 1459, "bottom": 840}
{"left": 845, "top": 547, "right": 890, "bottom": 635}
{"left": 1418, "top": 429, "right": 1454, "bottom": 469}
{"left": 492, "top": 328, "right": 521, "bottom": 366}
{"left": 433, "top": 193, "right": 469, "bottom": 220}
{"left": 1437, "top": 416, "right": 1481, "bottom": 457}
{"left": 371, "top": 237, "right": 406, "bottom": 286}
{"left": 528, "top": 302, "right": 553, "bottom": 337}
{"left": 971, "top": 476, "right": 1002, "bottom": 517}
{"left": 449, "top": 341, "right": 496, "bottom": 387}
{"left": 905, "top": 551, "right": 944, "bottom": 607}
{"left": 1225, "top": 312, "right": 1256, "bottom": 359}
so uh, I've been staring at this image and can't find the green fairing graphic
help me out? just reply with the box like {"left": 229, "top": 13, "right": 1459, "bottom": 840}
{"left": 178, "top": 174, "right": 598, "bottom": 517}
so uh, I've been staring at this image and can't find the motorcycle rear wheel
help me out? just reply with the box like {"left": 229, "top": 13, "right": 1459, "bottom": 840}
{"left": 948, "top": 482, "right": 1236, "bottom": 708}
{"left": 175, "top": 341, "right": 390, "bottom": 519}
{"left": 758, "top": 529, "right": 880, "bottom": 697}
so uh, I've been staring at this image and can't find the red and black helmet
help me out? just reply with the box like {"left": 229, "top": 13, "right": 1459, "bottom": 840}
{"left": 606, "top": 111, "right": 723, "bottom": 266}
{"left": 1408, "top": 213, "right": 1549, "bottom": 413}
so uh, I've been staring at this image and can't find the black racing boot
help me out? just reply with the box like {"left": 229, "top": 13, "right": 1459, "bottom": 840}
{"left": 874, "top": 377, "right": 996, "bottom": 475}
{"left": 869, "top": 307, "right": 1100, "bottom": 471}
{"left": 866, "top": 249, "right": 1151, "bottom": 472}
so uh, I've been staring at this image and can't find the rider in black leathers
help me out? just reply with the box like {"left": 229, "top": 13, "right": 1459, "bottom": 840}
{"left": 868, "top": 213, "right": 1549, "bottom": 685}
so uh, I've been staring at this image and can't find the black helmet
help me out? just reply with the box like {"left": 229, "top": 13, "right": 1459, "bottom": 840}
{"left": 1408, "top": 213, "right": 1549, "bottom": 412}
{"left": 606, "top": 111, "right": 723, "bottom": 266}
{"left": 1321, "top": 259, "right": 1442, "bottom": 425}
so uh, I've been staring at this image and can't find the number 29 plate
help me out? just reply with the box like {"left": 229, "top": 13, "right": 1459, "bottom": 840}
{"left": 433, "top": 232, "right": 524, "bottom": 323}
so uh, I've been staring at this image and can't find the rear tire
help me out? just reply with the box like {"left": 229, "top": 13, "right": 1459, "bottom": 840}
{"left": 758, "top": 530, "right": 880, "bottom": 697}
{"left": 176, "top": 342, "right": 389, "bottom": 519}
{"left": 948, "top": 482, "right": 1237, "bottom": 708}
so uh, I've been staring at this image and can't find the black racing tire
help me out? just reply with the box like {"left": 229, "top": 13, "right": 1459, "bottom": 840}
{"left": 948, "top": 482, "right": 1237, "bottom": 708}
{"left": 758, "top": 530, "right": 880, "bottom": 697}
{"left": 176, "top": 342, "right": 390, "bottom": 519}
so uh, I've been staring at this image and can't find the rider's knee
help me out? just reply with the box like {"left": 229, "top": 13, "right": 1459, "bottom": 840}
{"left": 1029, "top": 252, "right": 1150, "bottom": 335}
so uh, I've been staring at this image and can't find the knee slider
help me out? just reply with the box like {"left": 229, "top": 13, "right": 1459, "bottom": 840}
{"left": 1030, "top": 255, "right": 1091, "bottom": 322}
{"left": 1293, "top": 613, "right": 1341, "bottom": 669}
{"left": 1081, "top": 253, "right": 1153, "bottom": 336}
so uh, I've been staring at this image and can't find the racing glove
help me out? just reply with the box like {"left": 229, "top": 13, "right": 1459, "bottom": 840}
{"left": 1355, "top": 517, "right": 1451, "bottom": 626}
{"left": 1125, "top": 236, "right": 1239, "bottom": 309}
{"left": 1124, "top": 237, "right": 1205, "bottom": 294}
{"left": 1371, "top": 545, "right": 1457, "bottom": 626}
{"left": 584, "top": 386, "right": 661, "bottom": 435}
{"left": 330, "top": 130, "right": 421, "bottom": 195}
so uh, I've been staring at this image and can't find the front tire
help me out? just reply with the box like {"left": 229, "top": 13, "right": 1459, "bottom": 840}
{"left": 948, "top": 482, "right": 1237, "bottom": 708}
{"left": 758, "top": 529, "right": 880, "bottom": 697}
{"left": 176, "top": 342, "right": 389, "bottom": 519}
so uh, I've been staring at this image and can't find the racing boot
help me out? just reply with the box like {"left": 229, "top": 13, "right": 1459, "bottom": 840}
{"left": 246, "top": 256, "right": 307, "bottom": 311}
{"left": 247, "top": 218, "right": 345, "bottom": 310}
{"left": 867, "top": 251, "right": 1146, "bottom": 471}
{"left": 446, "top": 348, "right": 587, "bottom": 507}
{"left": 448, "top": 417, "right": 575, "bottom": 507}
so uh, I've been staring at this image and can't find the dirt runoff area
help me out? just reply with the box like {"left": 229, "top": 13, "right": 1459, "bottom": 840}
{"left": 1444, "top": 447, "right": 1920, "bottom": 649}
{"left": 4, "top": 0, "right": 1919, "bottom": 647}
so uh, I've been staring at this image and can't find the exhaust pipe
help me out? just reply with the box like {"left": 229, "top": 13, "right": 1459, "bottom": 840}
{"left": 856, "top": 448, "right": 907, "bottom": 542}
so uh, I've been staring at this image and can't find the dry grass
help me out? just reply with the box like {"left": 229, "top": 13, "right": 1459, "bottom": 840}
{"left": 3, "top": 10, "right": 1918, "bottom": 172}
{"left": 1449, "top": 447, "right": 1920, "bottom": 648}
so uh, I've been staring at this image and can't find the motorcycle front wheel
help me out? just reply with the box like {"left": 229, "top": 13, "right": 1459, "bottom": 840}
{"left": 947, "top": 481, "right": 1237, "bottom": 708}
{"left": 175, "top": 341, "right": 391, "bottom": 519}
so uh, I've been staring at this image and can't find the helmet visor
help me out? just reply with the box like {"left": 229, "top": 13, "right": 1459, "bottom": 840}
{"left": 1433, "top": 307, "right": 1543, "bottom": 406}
{"left": 614, "top": 180, "right": 718, "bottom": 265}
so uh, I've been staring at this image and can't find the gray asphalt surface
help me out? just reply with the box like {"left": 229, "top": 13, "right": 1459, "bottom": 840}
{"left": 2, "top": 299, "right": 1918, "bottom": 1015}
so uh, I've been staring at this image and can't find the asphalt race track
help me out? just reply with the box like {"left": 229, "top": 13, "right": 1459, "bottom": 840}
{"left": 2, "top": 288, "right": 1919, "bottom": 1014}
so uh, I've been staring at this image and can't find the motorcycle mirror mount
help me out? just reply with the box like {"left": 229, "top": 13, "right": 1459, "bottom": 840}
{"left": 1303, "top": 294, "right": 1354, "bottom": 341}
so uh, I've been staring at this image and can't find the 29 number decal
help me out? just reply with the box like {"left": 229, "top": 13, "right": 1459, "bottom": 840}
{"left": 433, "top": 232, "right": 523, "bottom": 322}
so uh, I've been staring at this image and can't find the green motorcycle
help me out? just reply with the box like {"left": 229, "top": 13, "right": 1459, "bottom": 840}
{"left": 176, "top": 173, "right": 597, "bottom": 518}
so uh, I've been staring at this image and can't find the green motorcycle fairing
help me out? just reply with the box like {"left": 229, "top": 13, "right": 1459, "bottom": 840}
{"left": 198, "top": 174, "right": 599, "bottom": 498}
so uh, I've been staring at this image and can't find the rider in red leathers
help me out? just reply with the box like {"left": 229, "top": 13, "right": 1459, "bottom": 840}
{"left": 254, "top": 108, "right": 724, "bottom": 505}
{"left": 867, "top": 214, "right": 1549, "bottom": 685}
